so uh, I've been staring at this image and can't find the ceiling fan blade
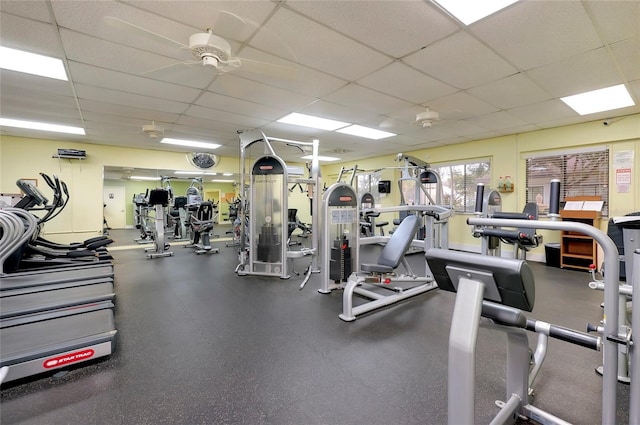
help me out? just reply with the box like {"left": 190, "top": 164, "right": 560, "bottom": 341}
{"left": 143, "top": 60, "right": 205, "bottom": 79}
{"left": 234, "top": 57, "right": 296, "bottom": 80}
{"left": 213, "top": 10, "right": 252, "bottom": 41}
{"left": 103, "top": 16, "right": 188, "bottom": 49}
{"left": 217, "top": 57, "right": 242, "bottom": 74}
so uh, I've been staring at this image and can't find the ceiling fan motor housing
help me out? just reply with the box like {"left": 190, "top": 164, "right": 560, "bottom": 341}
{"left": 415, "top": 109, "right": 439, "bottom": 127}
{"left": 189, "top": 32, "right": 231, "bottom": 65}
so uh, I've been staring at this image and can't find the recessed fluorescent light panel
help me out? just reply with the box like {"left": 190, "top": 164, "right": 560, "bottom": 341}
{"left": 0, "top": 46, "right": 68, "bottom": 80}
{"left": 160, "top": 138, "right": 221, "bottom": 150}
{"left": 0, "top": 118, "right": 85, "bottom": 135}
{"left": 277, "top": 113, "right": 350, "bottom": 131}
{"left": 560, "top": 84, "right": 635, "bottom": 115}
{"left": 130, "top": 176, "right": 161, "bottom": 181}
{"left": 211, "top": 179, "right": 235, "bottom": 183}
{"left": 336, "top": 125, "right": 395, "bottom": 140}
{"left": 433, "top": 0, "right": 519, "bottom": 25}
{"left": 174, "top": 171, "right": 217, "bottom": 176}
{"left": 301, "top": 154, "right": 340, "bottom": 162}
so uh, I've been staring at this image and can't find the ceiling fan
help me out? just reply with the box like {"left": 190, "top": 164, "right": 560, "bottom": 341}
{"left": 142, "top": 121, "right": 164, "bottom": 140}
{"left": 412, "top": 107, "right": 440, "bottom": 128}
{"left": 104, "top": 13, "right": 295, "bottom": 79}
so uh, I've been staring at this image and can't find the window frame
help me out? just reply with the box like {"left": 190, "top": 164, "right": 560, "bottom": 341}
{"left": 431, "top": 158, "right": 491, "bottom": 213}
{"left": 524, "top": 147, "right": 609, "bottom": 216}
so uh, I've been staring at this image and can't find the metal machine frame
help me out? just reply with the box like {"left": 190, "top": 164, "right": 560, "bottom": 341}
{"left": 425, "top": 248, "right": 602, "bottom": 425}
{"left": 467, "top": 180, "right": 638, "bottom": 424}
{"left": 318, "top": 182, "right": 442, "bottom": 321}
{"left": 235, "top": 130, "right": 320, "bottom": 281}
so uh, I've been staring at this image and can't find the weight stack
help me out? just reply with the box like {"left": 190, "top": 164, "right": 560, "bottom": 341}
{"left": 330, "top": 237, "right": 352, "bottom": 282}
{"left": 257, "top": 224, "right": 281, "bottom": 262}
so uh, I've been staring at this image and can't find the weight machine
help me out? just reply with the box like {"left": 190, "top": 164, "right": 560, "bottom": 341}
{"left": 471, "top": 184, "right": 543, "bottom": 259}
{"left": 588, "top": 213, "right": 640, "bottom": 384}
{"left": 235, "top": 130, "right": 320, "bottom": 282}
{"left": 467, "top": 180, "right": 639, "bottom": 424}
{"left": 395, "top": 154, "right": 447, "bottom": 246}
{"left": 316, "top": 182, "right": 443, "bottom": 321}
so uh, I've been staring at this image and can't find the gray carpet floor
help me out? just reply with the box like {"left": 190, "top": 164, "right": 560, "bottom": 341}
{"left": 0, "top": 228, "right": 631, "bottom": 424}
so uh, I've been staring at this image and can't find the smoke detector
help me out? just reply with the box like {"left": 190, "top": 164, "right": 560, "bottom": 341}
{"left": 413, "top": 107, "right": 440, "bottom": 128}
{"left": 142, "top": 121, "right": 164, "bottom": 140}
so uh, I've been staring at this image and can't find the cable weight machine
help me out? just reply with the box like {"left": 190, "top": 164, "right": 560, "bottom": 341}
{"left": 235, "top": 130, "right": 320, "bottom": 281}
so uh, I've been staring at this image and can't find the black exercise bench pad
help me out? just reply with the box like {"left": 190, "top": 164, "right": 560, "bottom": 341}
{"left": 424, "top": 248, "right": 535, "bottom": 312}
{"left": 361, "top": 215, "right": 419, "bottom": 273}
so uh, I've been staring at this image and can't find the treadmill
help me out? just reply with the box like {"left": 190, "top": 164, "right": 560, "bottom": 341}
{"left": 0, "top": 180, "right": 118, "bottom": 384}
{"left": 0, "top": 302, "right": 117, "bottom": 384}
{"left": 0, "top": 280, "right": 115, "bottom": 321}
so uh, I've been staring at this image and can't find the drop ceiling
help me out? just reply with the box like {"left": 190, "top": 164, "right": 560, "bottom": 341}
{"left": 1, "top": 0, "right": 638, "bottom": 164}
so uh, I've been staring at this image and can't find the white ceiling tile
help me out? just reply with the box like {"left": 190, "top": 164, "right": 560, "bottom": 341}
{"left": 467, "top": 73, "right": 552, "bottom": 110}
{"left": 1, "top": 0, "right": 51, "bottom": 22}
{"left": 78, "top": 99, "right": 180, "bottom": 124}
{"left": 471, "top": 1, "right": 602, "bottom": 70}
{"left": 51, "top": 1, "right": 199, "bottom": 58}
{"left": 586, "top": 0, "right": 640, "bottom": 45}
{"left": 465, "top": 110, "right": 528, "bottom": 132}
{"left": 207, "top": 74, "right": 316, "bottom": 110}
{"left": 0, "top": 103, "right": 82, "bottom": 127}
{"left": 196, "top": 92, "right": 287, "bottom": 121}
{"left": 0, "top": 12, "right": 62, "bottom": 57}
{"left": 1, "top": 87, "right": 77, "bottom": 112}
{"left": 427, "top": 91, "right": 499, "bottom": 120}
{"left": 74, "top": 84, "right": 189, "bottom": 114}
{"left": 0, "top": 70, "right": 75, "bottom": 97}
{"left": 231, "top": 46, "right": 347, "bottom": 98}
{"left": 183, "top": 105, "right": 270, "bottom": 129}
{"left": 67, "top": 62, "right": 202, "bottom": 103}
{"left": 404, "top": 31, "right": 518, "bottom": 89}
{"left": 323, "top": 83, "right": 413, "bottom": 115}
{"left": 120, "top": 0, "right": 278, "bottom": 44}
{"left": 357, "top": 62, "right": 457, "bottom": 104}
{"left": 507, "top": 100, "right": 577, "bottom": 125}
{"left": 356, "top": 115, "right": 415, "bottom": 136}
{"left": 436, "top": 119, "right": 492, "bottom": 138}
{"left": 629, "top": 79, "right": 640, "bottom": 103}
{"left": 612, "top": 37, "right": 640, "bottom": 82}
{"left": 251, "top": 7, "right": 392, "bottom": 81}
{"left": 82, "top": 111, "right": 160, "bottom": 132}
{"left": 175, "top": 115, "right": 246, "bottom": 134}
{"left": 526, "top": 47, "right": 622, "bottom": 97}
{"left": 286, "top": 1, "right": 459, "bottom": 58}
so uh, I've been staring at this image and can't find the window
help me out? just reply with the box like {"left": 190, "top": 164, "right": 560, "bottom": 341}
{"left": 432, "top": 160, "right": 491, "bottom": 213}
{"left": 356, "top": 171, "right": 381, "bottom": 203}
{"left": 525, "top": 148, "right": 609, "bottom": 216}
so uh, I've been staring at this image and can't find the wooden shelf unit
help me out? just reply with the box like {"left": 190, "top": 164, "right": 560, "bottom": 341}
{"left": 559, "top": 197, "right": 601, "bottom": 271}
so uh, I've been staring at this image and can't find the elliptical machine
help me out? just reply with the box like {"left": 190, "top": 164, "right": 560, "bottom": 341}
{"left": 145, "top": 188, "right": 173, "bottom": 259}
{"left": 187, "top": 201, "right": 220, "bottom": 255}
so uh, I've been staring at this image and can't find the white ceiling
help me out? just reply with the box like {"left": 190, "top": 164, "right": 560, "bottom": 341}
{"left": 1, "top": 0, "right": 639, "bottom": 164}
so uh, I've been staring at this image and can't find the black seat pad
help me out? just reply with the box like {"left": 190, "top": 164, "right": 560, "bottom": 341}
{"left": 361, "top": 215, "right": 419, "bottom": 273}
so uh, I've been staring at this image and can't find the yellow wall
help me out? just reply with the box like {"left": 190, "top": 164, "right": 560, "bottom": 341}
{"left": 2, "top": 113, "right": 639, "bottom": 255}
{"left": 0, "top": 136, "right": 239, "bottom": 243}
{"left": 322, "top": 114, "right": 640, "bottom": 259}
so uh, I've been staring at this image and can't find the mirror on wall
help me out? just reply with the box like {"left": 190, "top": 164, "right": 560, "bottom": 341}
{"left": 102, "top": 166, "right": 240, "bottom": 229}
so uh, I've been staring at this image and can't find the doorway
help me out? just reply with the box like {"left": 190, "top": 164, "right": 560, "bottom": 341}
{"left": 205, "top": 190, "right": 220, "bottom": 223}
{"left": 103, "top": 185, "right": 126, "bottom": 229}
